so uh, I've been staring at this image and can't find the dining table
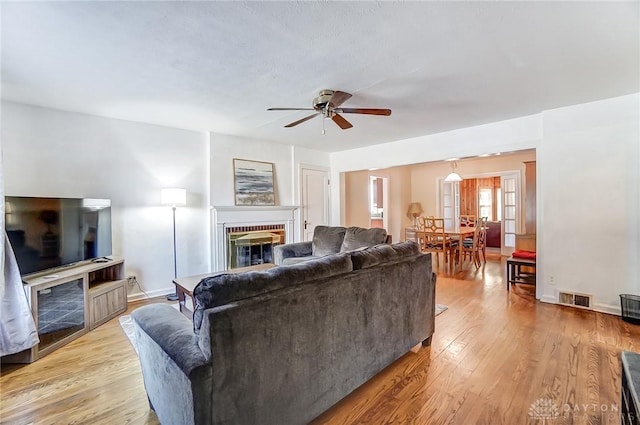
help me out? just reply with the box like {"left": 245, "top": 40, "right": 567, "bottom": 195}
{"left": 414, "top": 224, "right": 481, "bottom": 267}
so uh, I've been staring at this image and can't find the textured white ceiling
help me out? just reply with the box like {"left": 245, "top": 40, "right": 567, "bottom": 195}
{"left": 2, "top": 2, "right": 638, "bottom": 152}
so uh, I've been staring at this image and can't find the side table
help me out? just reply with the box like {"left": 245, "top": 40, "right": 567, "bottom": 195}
{"left": 506, "top": 256, "right": 537, "bottom": 289}
{"left": 172, "top": 263, "right": 275, "bottom": 320}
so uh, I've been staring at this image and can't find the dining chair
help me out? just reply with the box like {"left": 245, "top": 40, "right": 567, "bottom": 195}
{"left": 459, "top": 219, "right": 482, "bottom": 268}
{"left": 477, "top": 216, "right": 488, "bottom": 264}
{"left": 417, "top": 217, "right": 458, "bottom": 269}
{"left": 459, "top": 214, "right": 476, "bottom": 227}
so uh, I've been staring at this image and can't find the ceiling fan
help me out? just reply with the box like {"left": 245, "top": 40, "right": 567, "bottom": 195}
{"left": 267, "top": 89, "right": 391, "bottom": 132}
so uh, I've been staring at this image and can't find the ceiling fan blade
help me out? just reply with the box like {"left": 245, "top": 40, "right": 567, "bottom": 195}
{"left": 338, "top": 108, "right": 392, "bottom": 116}
{"left": 332, "top": 113, "right": 353, "bottom": 130}
{"left": 268, "top": 107, "right": 315, "bottom": 111}
{"left": 328, "top": 91, "right": 352, "bottom": 108}
{"left": 284, "top": 113, "right": 320, "bottom": 128}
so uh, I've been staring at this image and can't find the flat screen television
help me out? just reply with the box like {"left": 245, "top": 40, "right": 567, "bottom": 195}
{"left": 5, "top": 196, "right": 112, "bottom": 276}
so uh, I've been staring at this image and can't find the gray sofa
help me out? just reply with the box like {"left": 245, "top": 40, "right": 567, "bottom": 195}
{"left": 131, "top": 241, "right": 435, "bottom": 425}
{"left": 273, "top": 225, "right": 389, "bottom": 265}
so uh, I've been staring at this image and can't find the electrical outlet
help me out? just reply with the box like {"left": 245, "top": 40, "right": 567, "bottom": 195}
{"left": 127, "top": 276, "right": 137, "bottom": 287}
{"left": 548, "top": 275, "right": 555, "bottom": 285}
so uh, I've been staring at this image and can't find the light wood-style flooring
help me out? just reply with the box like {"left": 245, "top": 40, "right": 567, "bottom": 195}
{"left": 1, "top": 255, "right": 638, "bottom": 424}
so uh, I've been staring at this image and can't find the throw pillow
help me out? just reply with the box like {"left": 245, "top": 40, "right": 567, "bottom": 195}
{"left": 312, "top": 226, "right": 347, "bottom": 256}
{"left": 340, "top": 227, "right": 388, "bottom": 252}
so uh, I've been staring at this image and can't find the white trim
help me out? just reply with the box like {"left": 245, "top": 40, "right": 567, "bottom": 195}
{"left": 539, "top": 295, "right": 556, "bottom": 304}
{"left": 127, "top": 287, "right": 173, "bottom": 302}
{"left": 212, "top": 205, "right": 299, "bottom": 212}
{"left": 538, "top": 295, "right": 621, "bottom": 317}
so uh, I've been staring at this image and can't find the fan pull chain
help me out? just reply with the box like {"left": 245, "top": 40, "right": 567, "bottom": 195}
{"left": 322, "top": 117, "right": 326, "bottom": 135}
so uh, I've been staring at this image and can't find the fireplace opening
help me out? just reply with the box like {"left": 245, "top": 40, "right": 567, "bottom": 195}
{"left": 227, "top": 225, "right": 285, "bottom": 269}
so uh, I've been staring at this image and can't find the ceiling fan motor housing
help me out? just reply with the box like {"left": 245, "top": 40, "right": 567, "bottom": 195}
{"left": 313, "top": 90, "right": 336, "bottom": 110}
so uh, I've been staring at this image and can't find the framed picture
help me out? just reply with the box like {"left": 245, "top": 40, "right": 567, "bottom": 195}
{"left": 233, "top": 159, "right": 275, "bottom": 206}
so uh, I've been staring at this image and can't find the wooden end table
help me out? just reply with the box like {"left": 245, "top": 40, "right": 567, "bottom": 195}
{"left": 172, "top": 263, "right": 275, "bottom": 320}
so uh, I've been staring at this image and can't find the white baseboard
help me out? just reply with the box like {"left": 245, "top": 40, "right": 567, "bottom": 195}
{"left": 539, "top": 295, "right": 556, "bottom": 304}
{"left": 539, "top": 294, "right": 621, "bottom": 316}
{"left": 127, "top": 287, "right": 174, "bottom": 302}
{"left": 591, "top": 302, "right": 621, "bottom": 316}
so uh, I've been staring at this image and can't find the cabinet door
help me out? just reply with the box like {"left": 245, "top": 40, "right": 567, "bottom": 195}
{"left": 90, "top": 282, "right": 126, "bottom": 329}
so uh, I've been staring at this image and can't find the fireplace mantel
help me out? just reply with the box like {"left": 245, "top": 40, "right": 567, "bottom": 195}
{"left": 213, "top": 205, "right": 299, "bottom": 212}
{"left": 211, "top": 205, "right": 299, "bottom": 271}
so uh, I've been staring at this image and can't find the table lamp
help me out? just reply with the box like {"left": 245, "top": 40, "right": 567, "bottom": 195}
{"left": 407, "top": 202, "right": 423, "bottom": 228}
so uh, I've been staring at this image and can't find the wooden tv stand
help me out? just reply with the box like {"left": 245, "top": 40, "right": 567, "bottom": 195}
{"left": 3, "top": 257, "right": 127, "bottom": 363}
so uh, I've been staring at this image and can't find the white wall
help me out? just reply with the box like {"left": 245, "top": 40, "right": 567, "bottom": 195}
{"left": 537, "top": 94, "right": 640, "bottom": 313}
{"left": 1, "top": 102, "right": 210, "bottom": 299}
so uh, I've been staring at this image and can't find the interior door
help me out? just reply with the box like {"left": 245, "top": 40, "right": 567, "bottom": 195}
{"left": 501, "top": 173, "right": 520, "bottom": 256}
{"left": 301, "top": 167, "right": 329, "bottom": 242}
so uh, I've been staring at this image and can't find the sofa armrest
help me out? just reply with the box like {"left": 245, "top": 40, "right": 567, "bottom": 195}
{"left": 132, "top": 304, "right": 212, "bottom": 425}
{"left": 273, "top": 241, "right": 313, "bottom": 265}
{"left": 132, "top": 304, "right": 209, "bottom": 374}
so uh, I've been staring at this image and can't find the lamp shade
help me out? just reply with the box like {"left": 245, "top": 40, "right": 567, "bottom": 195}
{"left": 407, "top": 202, "right": 423, "bottom": 217}
{"left": 444, "top": 172, "right": 463, "bottom": 182}
{"left": 444, "top": 161, "right": 463, "bottom": 182}
{"left": 161, "top": 188, "right": 187, "bottom": 207}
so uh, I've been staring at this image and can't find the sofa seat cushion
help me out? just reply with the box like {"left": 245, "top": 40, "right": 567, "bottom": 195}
{"left": 281, "top": 256, "right": 320, "bottom": 265}
{"left": 192, "top": 253, "right": 353, "bottom": 333}
{"left": 349, "top": 241, "right": 421, "bottom": 270}
{"left": 339, "top": 227, "right": 388, "bottom": 252}
{"left": 312, "top": 226, "right": 346, "bottom": 256}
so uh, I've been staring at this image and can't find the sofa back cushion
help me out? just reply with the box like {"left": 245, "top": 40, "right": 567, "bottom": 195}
{"left": 311, "top": 226, "right": 346, "bottom": 256}
{"left": 349, "top": 240, "right": 422, "bottom": 270}
{"left": 340, "top": 226, "right": 388, "bottom": 252}
{"left": 192, "top": 253, "right": 353, "bottom": 334}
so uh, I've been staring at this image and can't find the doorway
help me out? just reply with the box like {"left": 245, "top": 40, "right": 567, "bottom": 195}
{"left": 369, "top": 175, "right": 389, "bottom": 230}
{"left": 439, "top": 170, "right": 521, "bottom": 256}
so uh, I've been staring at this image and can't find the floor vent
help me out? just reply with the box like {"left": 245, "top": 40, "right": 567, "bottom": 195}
{"left": 558, "top": 291, "right": 593, "bottom": 310}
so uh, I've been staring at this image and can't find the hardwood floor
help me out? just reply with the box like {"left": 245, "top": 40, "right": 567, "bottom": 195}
{"left": 1, "top": 255, "right": 638, "bottom": 425}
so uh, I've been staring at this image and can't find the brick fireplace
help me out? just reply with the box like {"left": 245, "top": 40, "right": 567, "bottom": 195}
{"left": 211, "top": 206, "right": 298, "bottom": 271}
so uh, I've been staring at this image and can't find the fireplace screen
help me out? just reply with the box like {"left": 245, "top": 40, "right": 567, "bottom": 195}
{"left": 227, "top": 225, "right": 285, "bottom": 269}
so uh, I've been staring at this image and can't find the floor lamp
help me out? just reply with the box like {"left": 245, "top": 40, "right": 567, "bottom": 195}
{"left": 161, "top": 188, "right": 186, "bottom": 301}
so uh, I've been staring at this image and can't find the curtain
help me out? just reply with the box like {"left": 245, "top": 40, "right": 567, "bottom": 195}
{"left": 1, "top": 230, "right": 39, "bottom": 356}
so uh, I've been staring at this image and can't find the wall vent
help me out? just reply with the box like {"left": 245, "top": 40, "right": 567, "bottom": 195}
{"left": 558, "top": 290, "right": 593, "bottom": 310}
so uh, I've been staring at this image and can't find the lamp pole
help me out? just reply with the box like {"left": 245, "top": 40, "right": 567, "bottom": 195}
{"left": 171, "top": 205, "right": 177, "bottom": 280}
{"left": 166, "top": 205, "right": 179, "bottom": 301}
{"left": 161, "top": 187, "right": 186, "bottom": 302}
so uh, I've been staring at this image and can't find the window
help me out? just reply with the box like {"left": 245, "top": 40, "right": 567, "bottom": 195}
{"left": 479, "top": 188, "right": 493, "bottom": 221}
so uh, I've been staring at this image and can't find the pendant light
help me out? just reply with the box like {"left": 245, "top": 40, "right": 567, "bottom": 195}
{"left": 445, "top": 161, "right": 463, "bottom": 182}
